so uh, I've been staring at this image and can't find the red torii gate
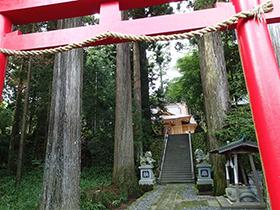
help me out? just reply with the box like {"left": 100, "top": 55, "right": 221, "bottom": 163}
{"left": 0, "top": 0, "right": 280, "bottom": 208}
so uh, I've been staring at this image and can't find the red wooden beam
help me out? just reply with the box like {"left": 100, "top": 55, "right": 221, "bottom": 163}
{"left": 99, "top": 1, "right": 121, "bottom": 25}
{"left": 0, "top": 0, "right": 99, "bottom": 24}
{"left": 2, "top": 0, "right": 280, "bottom": 51}
{"left": 1, "top": 4, "right": 236, "bottom": 50}
{"left": 233, "top": 0, "right": 280, "bottom": 209}
{"left": 0, "top": 0, "right": 182, "bottom": 24}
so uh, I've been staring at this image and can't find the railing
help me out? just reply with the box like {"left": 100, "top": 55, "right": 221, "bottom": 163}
{"left": 159, "top": 130, "right": 169, "bottom": 181}
{"left": 188, "top": 133, "right": 195, "bottom": 179}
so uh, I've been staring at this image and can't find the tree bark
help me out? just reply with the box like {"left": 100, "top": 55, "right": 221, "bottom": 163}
{"left": 16, "top": 58, "right": 32, "bottom": 186}
{"left": 139, "top": 43, "right": 152, "bottom": 149}
{"left": 40, "top": 18, "right": 83, "bottom": 210}
{"left": 113, "top": 15, "right": 137, "bottom": 193}
{"left": 269, "top": 23, "right": 280, "bottom": 67}
{"left": 198, "top": 32, "right": 230, "bottom": 195}
{"left": 131, "top": 9, "right": 152, "bottom": 149}
{"left": 8, "top": 65, "right": 24, "bottom": 174}
{"left": 133, "top": 42, "right": 143, "bottom": 160}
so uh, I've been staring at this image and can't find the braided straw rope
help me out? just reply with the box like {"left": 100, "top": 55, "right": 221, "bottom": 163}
{"left": 0, "top": 0, "right": 273, "bottom": 57}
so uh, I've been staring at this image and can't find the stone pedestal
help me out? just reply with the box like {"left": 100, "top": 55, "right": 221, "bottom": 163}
{"left": 196, "top": 163, "right": 213, "bottom": 194}
{"left": 139, "top": 165, "right": 155, "bottom": 185}
{"left": 197, "top": 163, "right": 213, "bottom": 185}
{"left": 226, "top": 185, "right": 259, "bottom": 202}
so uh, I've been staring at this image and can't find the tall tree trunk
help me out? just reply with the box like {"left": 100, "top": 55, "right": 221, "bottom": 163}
{"left": 139, "top": 43, "right": 152, "bottom": 149}
{"left": 198, "top": 32, "right": 230, "bottom": 195}
{"left": 269, "top": 23, "right": 280, "bottom": 67}
{"left": 93, "top": 70, "right": 98, "bottom": 133}
{"left": 132, "top": 9, "right": 152, "bottom": 150}
{"left": 133, "top": 42, "right": 143, "bottom": 160}
{"left": 40, "top": 18, "right": 83, "bottom": 210}
{"left": 113, "top": 12, "right": 137, "bottom": 193}
{"left": 8, "top": 65, "right": 24, "bottom": 173}
{"left": 16, "top": 58, "right": 32, "bottom": 186}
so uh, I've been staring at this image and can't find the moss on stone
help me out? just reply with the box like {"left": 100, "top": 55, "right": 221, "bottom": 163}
{"left": 174, "top": 200, "right": 208, "bottom": 209}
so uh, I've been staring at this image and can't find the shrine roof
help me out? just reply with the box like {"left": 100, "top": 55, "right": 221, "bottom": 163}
{"left": 211, "top": 137, "right": 259, "bottom": 154}
{"left": 161, "top": 114, "right": 191, "bottom": 121}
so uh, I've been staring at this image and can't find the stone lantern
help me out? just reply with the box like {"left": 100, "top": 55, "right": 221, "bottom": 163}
{"left": 197, "top": 162, "right": 213, "bottom": 186}
{"left": 195, "top": 149, "right": 213, "bottom": 194}
{"left": 139, "top": 151, "right": 156, "bottom": 185}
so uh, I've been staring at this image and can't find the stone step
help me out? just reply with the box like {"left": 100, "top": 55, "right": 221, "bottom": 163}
{"left": 162, "top": 171, "right": 192, "bottom": 174}
{"left": 163, "top": 160, "right": 191, "bottom": 163}
{"left": 163, "top": 164, "right": 191, "bottom": 167}
{"left": 160, "top": 178, "right": 194, "bottom": 181}
{"left": 161, "top": 175, "right": 193, "bottom": 179}
{"left": 164, "top": 159, "right": 191, "bottom": 162}
{"left": 164, "top": 158, "right": 191, "bottom": 160}
{"left": 161, "top": 178, "right": 194, "bottom": 181}
{"left": 162, "top": 166, "right": 191, "bottom": 170}
{"left": 164, "top": 160, "right": 191, "bottom": 163}
{"left": 161, "top": 171, "right": 192, "bottom": 174}
{"left": 162, "top": 171, "right": 191, "bottom": 174}
{"left": 160, "top": 134, "right": 194, "bottom": 183}
{"left": 160, "top": 179, "right": 194, "bottom": 183}
{"left": 161, "top": 172, "right": 193, "bottom": 176}
{"left": 163, "top": 165, "right": 192, "bottom": 168}
{"left": 162, "top": 168, "right": 192, "bottom": 171}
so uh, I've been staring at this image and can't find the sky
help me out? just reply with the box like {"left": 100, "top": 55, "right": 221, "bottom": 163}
{"left": 150, "top": 1, "right": 193, "bottom": 90}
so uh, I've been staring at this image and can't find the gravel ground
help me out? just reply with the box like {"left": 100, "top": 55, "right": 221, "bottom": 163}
{"left": 127, "top": 184, "right": 260, "bottom": 210}
{"left": 127, "top": 185, "right": 166, "bottom": 210}
{"left": 127, "top": 184, "right": 222, "bottom": 210}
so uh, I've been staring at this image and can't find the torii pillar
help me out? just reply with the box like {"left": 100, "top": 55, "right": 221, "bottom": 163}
{"left": 233, "top": 0, "right": 280, "bottom": 209}
{"left": 0, "top": 15, "right": 11, "bottom": 98}
{"left": 0, "top": 0, "right": 280, "bottom": 208}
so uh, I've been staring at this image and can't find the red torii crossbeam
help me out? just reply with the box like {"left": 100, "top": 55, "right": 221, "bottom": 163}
{"left": 0, "top": 0, "right": 280, "bottom": 208}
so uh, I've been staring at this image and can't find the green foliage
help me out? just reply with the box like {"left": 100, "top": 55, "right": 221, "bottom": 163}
{"left": 81, "top": 167, "right": 112, "bottom": 191}
{"left": 166, "top": 50, "right": 204, "bottom": 116}
{"left": 83, "top": 46, "right": 116, "bottom": 132}
{"left": 148, "top": 43, "right": 171, "bottom": 92}
{"left": 216, "top": 105, "right": 256, "bottom": 143}
{"left": 0, "top": 103, "right": 13, "bottom": 135}
{"left": 0, "top": 103, "right": 13, "bottom": 165}
{"left": 81, "top": 167, "right": 119, "bottom": 210}
{"left": 0, "top": 169, "right": 43, "bottom": 210}
{"left": 82, "top": 185, "right": 126, "bottom": 210}
{"left": 130, "top": 4, "right": 173, "bottom": 18}
{"left": 194, "top": 0, "right": 216, "bottom": 10}
{"left": 192, "top": 132, "right": 208, "bottom": 153}
{"left": 130, "top": 5, "right": 174, "bottom": 152}
{"left": 0, "top": 167, "right": 116, "bottom": 210}
{"left": 223, "top": 31, "right": 247, "bottom": 103}
{"left": 166, "top": 30, "right": 251, "bottom": 144}
{"left": 82, "top": 45, "right": 116, "bottom": 167}
{"left": 149, "top": 137, "right": 164, "bottom": 176}
{"left": 4, "top": 53, "right": 54, "bottom": 165}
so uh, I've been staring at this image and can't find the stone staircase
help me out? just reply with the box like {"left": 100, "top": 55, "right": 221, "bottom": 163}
{"left": 160, "top": 134, "right": 194, "bottom": 184}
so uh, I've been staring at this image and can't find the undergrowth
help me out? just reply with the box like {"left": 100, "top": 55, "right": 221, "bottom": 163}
{"left": 0, "top": 167, "right": 126, "bottom": 210}
{"left": 0, "top": 169, "right": 43, "bottom": 210}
